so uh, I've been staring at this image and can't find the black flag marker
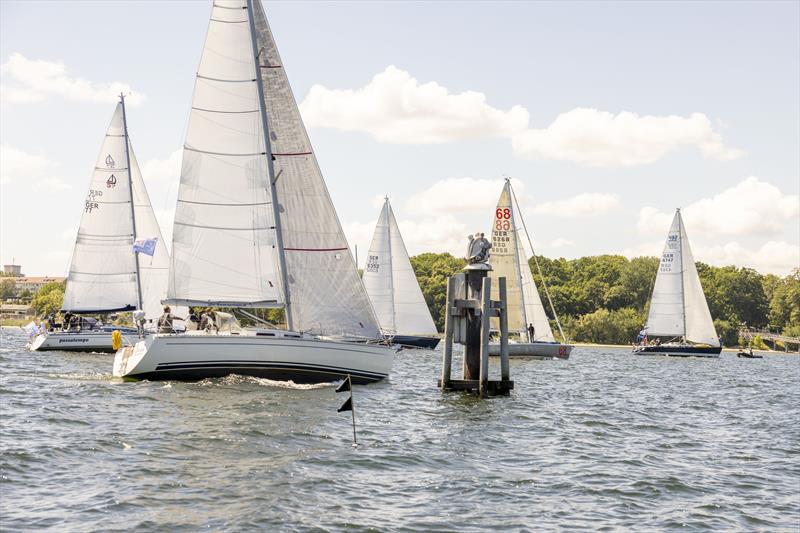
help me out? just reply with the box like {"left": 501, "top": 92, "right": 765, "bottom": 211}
{"left": 337, "top": 396, "right": 352, "bottom": 413}
{"left": 335, "top": 378, "right": 351, "bottom": 393}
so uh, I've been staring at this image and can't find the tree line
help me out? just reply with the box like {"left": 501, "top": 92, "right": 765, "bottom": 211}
{"left": 410, "top": 252, "right": 800, "bottom": 346}
{"left": 25, "top": 253, "right": 799, "bottom": 347}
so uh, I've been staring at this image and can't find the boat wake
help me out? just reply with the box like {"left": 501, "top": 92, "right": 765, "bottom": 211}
{"left": 197, "top": 374, "right": 336, "bottom": 390}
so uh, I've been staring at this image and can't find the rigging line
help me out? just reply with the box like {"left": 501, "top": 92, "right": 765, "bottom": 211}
{"left": 193, "top": 111, "right": 262, "bottom": 136}
{"left": 510, "top": 182, "right": 568, "bottom": 344}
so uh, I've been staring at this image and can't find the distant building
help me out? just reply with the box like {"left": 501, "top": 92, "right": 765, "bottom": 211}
{"left": 14, "top": 276, "right": 66, "bottom": 295}
{"left": 0, "top": 303, "right": 33, "bottom": 319}
{"left": 3, "top": 265, "right": 23, "bottom": 277}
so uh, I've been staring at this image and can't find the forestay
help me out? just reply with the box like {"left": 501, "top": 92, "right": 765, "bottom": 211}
{"left": 62, "top": 104, "right": 139, "bottom": 313}
{"left": 252, "top": 0, "right": 380, "bottom": 337}
{"left": 363, "top": 199, "right": 437, "bottom": 336}
{"left": 166, "top": 0, "right": 283, "bottom": 308}
{"left": 645, "top": 210, "right": 718, "bottom": 346}
{"left": 489, "top": 181, "right": 555, "bottom": 341}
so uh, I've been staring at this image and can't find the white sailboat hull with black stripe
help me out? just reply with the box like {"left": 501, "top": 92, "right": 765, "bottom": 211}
{"left": 113, "top": 331, "right": 394, "bottom": 384}
{"left": 31, "top": 328, "right": 138, "bottom": 353}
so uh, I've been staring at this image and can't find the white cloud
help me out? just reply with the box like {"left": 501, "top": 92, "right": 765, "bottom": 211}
{"left": 512, "top": 108, "right": 742, "bottom": 167}
{"left": 0, "top": 144, "right": 54, "bottom": 184}
{"left": 638, "top": 177, "right": 799, "bottom": 237}
{"left": 406, "top": 177, "right": 526, "bottom": 216}
{"left": 34, "top": 177, "right": 71, "bottom": 192}
{"left": 299, "top": 66, "right": 741, "bottom": 167}
{"left": 141, "top": 148, "right": 182, "bottom": 183}
{"left": 549, "top": 238, "right": 575, "bottom": 248}
{"left": 531, "top": 192, "right": 620, "bottom": 217}
{"left": 343, "top": 214, "right": 468, "bottom": 266}
{"left": 300, "top": 65, "right": 529, "bottom": 144}
{"left": 698, "top": 241, "right": 799, "bottom": 275}
{"left": 1, "top": 53, "right": 145, "bottom": 106}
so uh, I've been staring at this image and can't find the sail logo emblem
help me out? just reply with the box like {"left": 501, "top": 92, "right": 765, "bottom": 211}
{"left": 106, "top": 174, "right": 117, "bottom": 189}
{"left": 105, "top": 155, "right": 115, "bottom": 168}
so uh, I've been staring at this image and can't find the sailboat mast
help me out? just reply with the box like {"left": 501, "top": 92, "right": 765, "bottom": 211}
{"left": 119, "top": 93, "right": 143, "bottom": 311}
{"left": 247, "top": 0, "right": 293, "bottom": 330}
{"left": 385, "top": 198, "right": 397, "bottom": 333}
{"left": 677, "top": 209, "right": 687, "bottom": 341}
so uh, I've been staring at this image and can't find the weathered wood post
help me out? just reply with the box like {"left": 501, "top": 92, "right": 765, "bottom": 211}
{"left": 479, "top": 276, "right": 491, "bottom": 398}
{"left": 499, "top": 277, "right": 510, "bottom": 381}
{"left": 463, "top": 265, "right": 490, "bottom": 380}
{"left": 439, "top": 231, "right": 513, "bottom": 397}
{"left": 440, "top": 276, "right": 456, "bottom": 391}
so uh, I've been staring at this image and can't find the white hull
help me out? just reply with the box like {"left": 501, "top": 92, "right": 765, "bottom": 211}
{"left": 488, "top": 342, "right": 573, "bottom": 360}
{"left": 113, "top": 331, "right": 394, "bottom": 384}
{"left": 29, "top": 330, "right": 137, "bottom": 353}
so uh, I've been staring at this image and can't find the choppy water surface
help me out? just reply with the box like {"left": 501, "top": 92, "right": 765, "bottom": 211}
{"left": 1, "top": 328, "right": 799, "bottom": 532}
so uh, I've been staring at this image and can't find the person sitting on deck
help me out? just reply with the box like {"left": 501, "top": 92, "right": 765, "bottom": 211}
{"left": 199, "top": 308, "right": 218, "bottom": 333}
{"left": 157, "top": 305, "right": 181, "bottom": 334}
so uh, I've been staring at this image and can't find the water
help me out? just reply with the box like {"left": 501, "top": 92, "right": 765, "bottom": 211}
{"left": 1, "top": 328, "right": 798, "bottom": 532}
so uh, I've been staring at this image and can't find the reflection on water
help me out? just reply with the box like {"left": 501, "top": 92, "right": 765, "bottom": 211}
{"left": 1, "top": 327, "right": 798, "bottom": 531}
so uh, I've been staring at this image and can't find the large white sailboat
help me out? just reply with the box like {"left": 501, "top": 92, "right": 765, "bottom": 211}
{"left": 363, "top": 197, "right": 439, "bottom": 349}
{"left": 31, "top": 97, "right": 171, "bottom": 352}
{"left": 633, "top": 209, "right": 721, "bottom": 357}
{"left": 113, "top": 0, "right": 393, "bottom": 384}
{"left": 487, "top": 179, "right": 573, "bottom": 359}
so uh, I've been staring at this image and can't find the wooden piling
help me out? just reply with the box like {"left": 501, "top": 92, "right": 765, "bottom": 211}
{"left": 498, "top": 276, "right": 510, "bottom": 381}
{"left": 440, "top": 276, "right": 456, "bottom": 390}
{"left": 463, "top": 268, "right": 488, "bottom": 380}
{"left": 479, "top": 276, "right": 491, "bottom": 398}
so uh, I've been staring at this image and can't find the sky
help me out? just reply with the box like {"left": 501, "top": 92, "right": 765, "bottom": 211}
{"left": 1, "top": 0, "right": 798, "bottom": 277}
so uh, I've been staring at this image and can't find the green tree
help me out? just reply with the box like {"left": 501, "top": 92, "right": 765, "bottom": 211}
{"left": 564, "top": 307, "right": 644, "bottom": 344}
{"left": 0, "top": 278, "right": 16, "bottom": 300}
{"left": 409, "top": 252, "right": 465, "bottom": 332}
{"left": 30, "top": 281, "right": 66, "bottom": 317}
{"left": 766, "top": 269, "right": 800, "bottom": 331}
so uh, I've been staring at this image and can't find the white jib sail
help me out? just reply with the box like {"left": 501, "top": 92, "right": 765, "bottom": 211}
{"left": 252, "top": 0, "right": 380, "bottom": 337}
{"left": 490, "top": 181, "right": 554, "bottom": 341}
{"left": 678, "top": 213, "right": 719, "bottom": 346}
{"left": 645, "top": 209, "right": 718, "bottom": 345}
{"left": 166, "top": 0, "right": 283, "bottom": 308}
{"left": 363, "top": 199, "right": 437, "bottom": 336}
{"left": 128, "top": 146, "right": 171, "bottom": 321}
{"left": 62, "top": 103, "right": 139, "bottom": 313}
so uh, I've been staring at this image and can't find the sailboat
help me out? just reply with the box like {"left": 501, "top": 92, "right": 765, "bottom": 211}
{"left": 362, "top": 197, "right": 439, "bottom": 349}
{"left": 113, "top": 0, "right": 393, "bottom": 383}
{"left": 30, "top": 96, "right": 171, "bottom": 352}
{"left": 633, "top": 208, "right": 721, "bottom": 357}
{"left": 487, "top": 179, "right": 573, "bottom": 359}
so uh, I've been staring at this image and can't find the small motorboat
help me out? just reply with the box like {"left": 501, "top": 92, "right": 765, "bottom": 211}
{"left": 737, "top": 349, "right": 763, "bottom": 359}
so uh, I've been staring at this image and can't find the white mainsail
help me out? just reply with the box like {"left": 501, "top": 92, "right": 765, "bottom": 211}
{"left": 166, "top": 0, "right": 380, "bottom": 337}
{"left": 363, "top": 198, "right": 437, "bottom": 336}
{"left": 166, "top": 0, "right": 282, "bottom": 308}
{"left": 489, "top": 181, "right": 555, "bottom": 341}
{"left": 645, "top": 209, "right": 718, "bottom": 346}
{"left": 62, "top": 103, "right": 147, "bottom": 315}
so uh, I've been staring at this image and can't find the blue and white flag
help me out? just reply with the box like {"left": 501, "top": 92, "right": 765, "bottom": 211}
{"left": 133, "top": 237, "right": 158, "bottom": 256}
